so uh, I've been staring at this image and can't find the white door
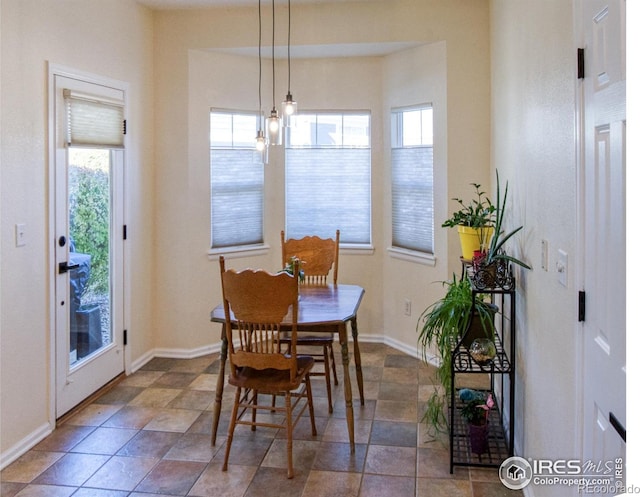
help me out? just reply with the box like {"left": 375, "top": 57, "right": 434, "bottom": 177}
{"left": 580, "top": 0, "right": 626, "bottom": 485}
{"left": 51, "top": 69, "right": 127, "bottom": 418}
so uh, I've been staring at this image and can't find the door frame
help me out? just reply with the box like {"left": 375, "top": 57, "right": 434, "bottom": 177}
{"left": 47, "top": 62, "right": 131, "bottom": 423}
{"left": 573, "top": 0, "right": 587, "bottom": 474}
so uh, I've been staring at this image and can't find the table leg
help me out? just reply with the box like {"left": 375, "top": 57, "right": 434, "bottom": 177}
{"left": 211, "top": 327, "right": 228, "bottom": 446}
{"left": 350, "top": 316, "right": 365, "bottom": 405}
{"left": 339, "top": 323, "right": 355, "bottom": 453}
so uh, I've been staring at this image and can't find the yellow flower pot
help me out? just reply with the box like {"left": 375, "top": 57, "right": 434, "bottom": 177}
{"left": 457, "top": 226, "right": 493, "bottom": 260}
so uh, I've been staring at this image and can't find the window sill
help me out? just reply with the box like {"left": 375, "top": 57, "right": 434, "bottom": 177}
{"left": 340, "top": 243, "right": 375, "bottom": 256}
{"left": 388, "top": 247, "right": 436, "bottom": 266}
{"left": 208, "top": 243, "right": 271, "bottom": 260}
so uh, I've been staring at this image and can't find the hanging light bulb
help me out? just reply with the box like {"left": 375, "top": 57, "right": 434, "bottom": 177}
{"left": 256, "top": 129, "right": 266, "bottom": 152}
{"left": 282, "top": 0, "right": 297, "bottom": 127}
{"left": 267, "top": 0, "right": 282, "bottom": 145}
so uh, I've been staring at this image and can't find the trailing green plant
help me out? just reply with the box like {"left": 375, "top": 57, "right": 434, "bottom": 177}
{"left": 421, "top": 385, "right": 449, "bottom": 436}
{"left": 416, "top": 275, "right": 496, "bottom": 433}
{"left": 442, "top": 183, "right": 496, "bottom": 229}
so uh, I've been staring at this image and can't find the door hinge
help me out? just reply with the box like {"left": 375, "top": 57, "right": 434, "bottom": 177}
{"left": 123, "top": 119, "right": 127, "bottom": 135}
{"left": 123, "top": 329, "right": 128, "bottom": 346}
{"left": 577, "top": 48, "right": 585, "bottom": 79}
{"left": 123, "top": 224, "right": 127, "bottom": 240}
{"left": 578, "top": 291, "right": 586, "bottom": 322}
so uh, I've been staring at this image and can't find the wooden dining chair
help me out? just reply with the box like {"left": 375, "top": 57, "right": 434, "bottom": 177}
{"left": 280, "top": 229, "right": 340, "bottom": 413}
{"left": 218, "top": 256, "right": 317, "bottom": 479}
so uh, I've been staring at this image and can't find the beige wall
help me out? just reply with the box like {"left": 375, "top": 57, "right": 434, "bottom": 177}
{"left": 0, "top": 0, "right": 155, "bottom": 462}
{"left": 491, "top": 0, "right": 578, "bottom": 492}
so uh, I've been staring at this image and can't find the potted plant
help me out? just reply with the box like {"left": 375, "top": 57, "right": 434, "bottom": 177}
{"left": 279, "top": 256, "right": 305, "bottom": 282}
{"left": 471, "top": 172, "right": 531, "bottom": 289}
{"left": 416, "top": 275, "right": 497, "bottom": 434}
{"left": 442, "top": 182, "right": 495, "bottom": 260}
{"left": 460, "top": 390, "right": 495, "bottom": 455}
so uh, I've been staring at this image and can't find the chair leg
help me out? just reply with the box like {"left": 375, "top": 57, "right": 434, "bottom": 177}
{"left": 285, "top": 392, "right": 294, "bottom": 479}
{"left": 329, "top": 341, "right": 339, "bottom": 385}
{"left": 323, "top": 345, "right": 333, "bottom": 414}
{"left": 222, "top": 387, "right": 241, "bottom": 472}
{"left": 251, "top": 390, "right": 258, "bottom": 431}
{"left": 306, "top": 373, "right": 317, "bottom": 436}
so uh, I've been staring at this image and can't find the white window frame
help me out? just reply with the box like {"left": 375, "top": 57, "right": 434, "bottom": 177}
{"left": 389, "top": 104, "right": 435, "bottom": 264}
{"left": 285, "top": 110, "right": 372, "bottom": 249}
{"left": 209, "top": 109, "right": 267, "bottom": 256}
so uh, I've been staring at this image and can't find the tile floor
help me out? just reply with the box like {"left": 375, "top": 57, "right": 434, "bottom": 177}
{"left": 1, "top": 343, "right": 523, "bottom": 496}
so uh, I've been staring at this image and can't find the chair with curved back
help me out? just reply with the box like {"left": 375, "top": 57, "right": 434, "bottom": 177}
{"left": 218, "top": 256, "right": 317, "bottom": 479}
{"left": 280, "top": 229, "right": 340, "bottom": 413}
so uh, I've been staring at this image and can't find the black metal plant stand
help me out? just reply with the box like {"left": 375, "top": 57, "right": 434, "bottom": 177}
{"left": 449, "top": 263, "right": 516, "bottom": 473}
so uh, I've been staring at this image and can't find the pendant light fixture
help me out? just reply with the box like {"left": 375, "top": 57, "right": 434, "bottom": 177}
{"left": 281, "top": 0, "right": 296, "bottom": 127}
{"left": 266, "top": 0, "right": 282, "bottom": 145}
{"left": 255, "top": 0, "right": 267, "bottom": 159}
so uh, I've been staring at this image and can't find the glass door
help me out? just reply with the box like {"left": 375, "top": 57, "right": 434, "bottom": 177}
{"left": 52, "top": 70, "right": 126, "bottom": 418}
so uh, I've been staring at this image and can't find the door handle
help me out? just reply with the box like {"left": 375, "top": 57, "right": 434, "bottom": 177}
{"left": 58, "top": 261, "right": 80, "bottom": 274}
{"left": 609, "top": 412, "right": 626, "bottom": 443}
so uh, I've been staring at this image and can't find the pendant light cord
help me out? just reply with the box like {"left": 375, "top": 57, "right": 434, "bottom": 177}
{"left": 287, "top": 0, "right": 291, "bottom": 92}
{"left": 271, "top": 0, "right": 276, "bottom": 111}
{"left": 258, "top": 0, "right": 263, "bottom": 128}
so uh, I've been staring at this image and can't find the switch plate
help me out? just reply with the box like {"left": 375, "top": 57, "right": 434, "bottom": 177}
{"left": 556, "top": 249, "right": 568, "bottom": 287}
{"left": 15, "top": 224, "right": 26, "bottom": 247}
{"left": 541, "top": 239, "right": 548, "bottom": 271}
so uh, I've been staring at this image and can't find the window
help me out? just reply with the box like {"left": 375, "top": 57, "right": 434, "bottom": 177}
{"left": 391, "top": 105, "right": 434, "bottom": 254}
{"left": 210, "top": 110, "right": 264, "bottom": 249}
{"left": 285, "top": 111, "right": 371, "bottom": 245}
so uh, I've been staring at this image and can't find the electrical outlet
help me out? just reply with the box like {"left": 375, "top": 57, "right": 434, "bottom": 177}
{"left": 403, "top": 299, "right": 411, "bottom": 316}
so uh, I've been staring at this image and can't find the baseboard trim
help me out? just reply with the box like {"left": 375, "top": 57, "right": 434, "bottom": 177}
{"left": 0, "top": 422, "right": 53, "bottom": 471}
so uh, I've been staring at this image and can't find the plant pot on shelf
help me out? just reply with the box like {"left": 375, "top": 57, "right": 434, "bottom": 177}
{"left": 468, "top": 421, "right": 489, "bottom": 455}
{"left": 458, "top": 226, "right": 493, "bottom": 260}
{"left": 460, "top": 303, "right": 498, "bottom": 349}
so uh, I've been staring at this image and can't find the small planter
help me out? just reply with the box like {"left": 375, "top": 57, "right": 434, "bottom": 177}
{"left": 458, "top": 226, "right": 493, "bottom": 260}
{"left": 468, "top": 422, "right": 489, "bottom": 455}
{"left": 471, "top": 259, "right": 514, "bottom": 290}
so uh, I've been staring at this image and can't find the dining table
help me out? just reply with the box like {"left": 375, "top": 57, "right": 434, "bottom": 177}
{"left": 210, "top": 283, "right": 365, "bottom": 453}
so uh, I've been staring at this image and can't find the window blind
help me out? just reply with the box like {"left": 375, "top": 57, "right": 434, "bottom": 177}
{"left": 210, "top": 148, "right": 264, "bottom": 248}
{"left": 391, "top": 146, "right": 434, "bottom": 253}
{"left": 285, "top": 147, "right": 371, "bottom": 244}
{"left": 64, "top": 89, "right": 124, "bottom": 148}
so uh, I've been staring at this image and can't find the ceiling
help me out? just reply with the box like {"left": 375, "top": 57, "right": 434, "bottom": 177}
{"left": 136, "top": 0, "right": 360, "bottom": 9}
{"left": 135, "top": 0, "right": 417, "bottom": 58}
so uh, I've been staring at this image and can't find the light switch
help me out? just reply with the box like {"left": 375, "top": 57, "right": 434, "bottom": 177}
{"left": 541, "top": 239, "right": 548, "bottom": 271}
{"left": 556, "top": 249, "right": 568, "bottom": 287}
{"left": 15, "top": 224, "right": 26, "bottom": 247}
